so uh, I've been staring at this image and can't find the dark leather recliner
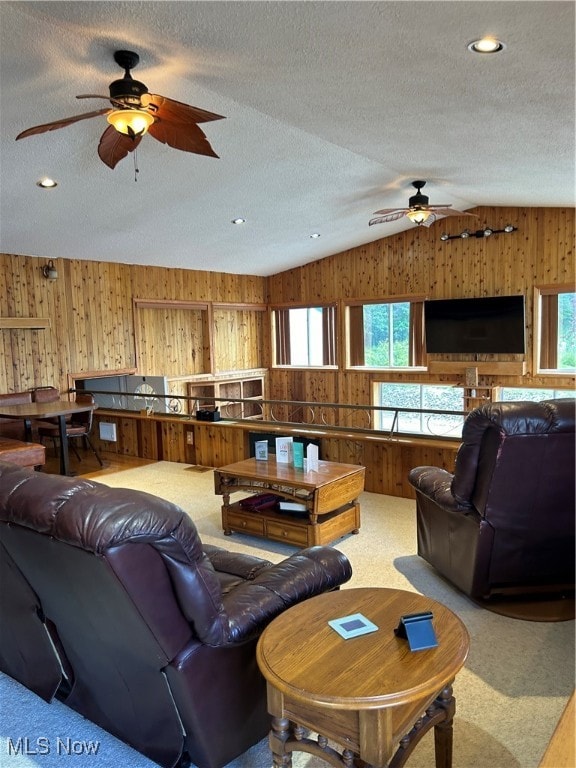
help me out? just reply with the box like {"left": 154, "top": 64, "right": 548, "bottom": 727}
{"left": 408, "top": 399, "right": 575, "bottom": 601}
{"left": 0, "top": 463, "right": 352, "bottom": 768}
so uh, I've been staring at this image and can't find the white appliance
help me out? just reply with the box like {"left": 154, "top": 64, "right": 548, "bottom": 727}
{"left": 81, "top": 375, "right": 172, "bottom": 414}
{"left": 124, "top": 375, "right": 171, "bottom": 414}
{"left": 81, "top": 375, "right": 128, "bottom": 410}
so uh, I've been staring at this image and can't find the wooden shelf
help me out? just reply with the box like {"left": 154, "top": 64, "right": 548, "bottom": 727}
{"left": 0, "top": 317, "right": 51, "bottom": 330}
{"left": 187, "top": 372, "right": 265, "bottom": 420}
{"left": 428, "top": 360, "right": 527, "bottom": 376}
{"left": 223, "top": 501, "right": 360, "bottom": 547}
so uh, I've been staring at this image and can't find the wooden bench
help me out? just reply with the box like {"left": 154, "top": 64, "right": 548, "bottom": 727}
{"left": 0, "top": 437, "right": 45, "bottom": 468}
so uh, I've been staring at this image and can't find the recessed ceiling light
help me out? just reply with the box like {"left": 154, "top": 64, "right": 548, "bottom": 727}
{"left": 36, "top": 177, "right": 58, "bottom": 189}
{"left": 467, "top": 37, "right": 505, "bottom": 54}
{"left": 231, "top": 217, "right": 246, "bottom": 224}
{"left": 309, "top": 233, "right": 321, "bottom": 239}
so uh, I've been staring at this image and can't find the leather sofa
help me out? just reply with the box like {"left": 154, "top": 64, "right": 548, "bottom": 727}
{"left": 0, "top": 463, "right": 353, "bottom": 768}
{"left": 408, "top": 399, "right": 575, "bottom": 601}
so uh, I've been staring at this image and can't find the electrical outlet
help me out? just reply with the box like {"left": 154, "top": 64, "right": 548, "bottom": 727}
{"left": 186, "top": 431, "right": 194, "bottom": 445}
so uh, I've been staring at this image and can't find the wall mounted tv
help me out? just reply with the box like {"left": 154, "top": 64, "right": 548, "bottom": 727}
{"left": 424, "top": 295, "right": 526, "bottom": 354}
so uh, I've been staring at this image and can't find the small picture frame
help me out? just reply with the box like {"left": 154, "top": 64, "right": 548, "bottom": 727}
{"left": 255, "top": 440, "right": 269, "bottom": 461}
{"left": 328, "top": 613, "right": 378, "bottom": 640}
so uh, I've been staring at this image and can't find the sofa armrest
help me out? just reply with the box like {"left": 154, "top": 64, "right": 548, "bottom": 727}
{"left": 217, "top": 546, "right": 352, "bottom": 645}
{"left": 409, "top": 466, "right": 472, "bottom": 512}
{"left": 202, "top": 543, "right": 272, "bottom": 580}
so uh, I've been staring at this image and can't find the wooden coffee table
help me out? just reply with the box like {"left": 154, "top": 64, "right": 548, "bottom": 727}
{"left": 214, "top": 457, "right": 365, "bottom": 547}
{"left": 256, "top": 587, "right": 470, "bottom": 768}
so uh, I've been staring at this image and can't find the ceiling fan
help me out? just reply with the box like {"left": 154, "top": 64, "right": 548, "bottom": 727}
{"left": 16, "top": 50, "right": 225, "bottom": 169}
{"left": 369, "top": 180, "right": 478, "bottom": 227}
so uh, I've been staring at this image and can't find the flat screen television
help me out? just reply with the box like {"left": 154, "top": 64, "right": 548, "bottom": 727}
{"left": 424, "top": 295, "right": 526, "bottom": 354}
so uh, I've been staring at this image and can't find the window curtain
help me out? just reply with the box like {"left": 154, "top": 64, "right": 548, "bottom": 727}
{"left": 322, "top": 306, "right": 337, "bottom": 366}
{"left": 409, "top": 302, "right": 425, "bottom": 366}
{"left": 539, "top": 294, "right": 558, "bottom": 369}
{"left": 348, "top": 306, "right": 365, "bottom": 366}
{"left": 274, "top": 309, "right": 291, "bottom": 365}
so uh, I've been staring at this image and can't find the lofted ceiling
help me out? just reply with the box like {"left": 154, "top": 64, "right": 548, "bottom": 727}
{"left": 0, "top": 1, "right": 574, "bottom": 277}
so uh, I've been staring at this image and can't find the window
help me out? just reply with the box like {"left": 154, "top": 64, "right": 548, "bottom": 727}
{"left": 375, "top": 383, "right": 465, "bottom": 438}
{"left": 272, "top": 305, "right": 336, "bottom": 367}
{"left": 347, "top": 299, "right": 425, "bottom": 369}
{"left": 500, "top": 387, "right": 573, "bottom": 402}
{"left": 535, "top": 287, "right": 576, "bottom": 372}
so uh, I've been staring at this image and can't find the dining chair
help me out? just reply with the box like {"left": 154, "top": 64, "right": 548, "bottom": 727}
{"left": 38, "top": 393, "right": 103, "bottom": 466}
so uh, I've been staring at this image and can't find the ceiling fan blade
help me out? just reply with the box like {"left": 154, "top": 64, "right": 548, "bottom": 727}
{"left": 142, "top": 93, "right": 225, "bottom": 124}
{"left": 76, "top": 94, "right": 112, "bottom": 101}
{"left": 97, "top": 125, "right": 142, "bottom": 169}
{"left": 147, "top": 119, "right": 219, "bottom": 158}
{"left": 372, "top": 207, "right": 407, "bottom": 216}
{"left": 16, "top": 108, "right": 111, "bottom": 140}
{"left": 369, "top": 210, "right": 407, "bottom": 226}
{"left": 432, "top": 207, "right": 479, "bottom": 218}
{"left": 421, "top": 214, "right": 438, "bottom": 227}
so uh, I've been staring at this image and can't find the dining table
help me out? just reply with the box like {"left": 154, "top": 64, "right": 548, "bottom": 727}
{"left": 0, "top": 399, "right": 97, "bottom": 476}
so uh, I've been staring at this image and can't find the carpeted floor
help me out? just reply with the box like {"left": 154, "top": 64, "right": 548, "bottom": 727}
{"left": 1, "top": 461, "right": 574, "bottom": 768}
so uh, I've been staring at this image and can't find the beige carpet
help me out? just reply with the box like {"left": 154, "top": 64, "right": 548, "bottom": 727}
{"left": 94, "top": 461, "right": 575, "bottom": 768}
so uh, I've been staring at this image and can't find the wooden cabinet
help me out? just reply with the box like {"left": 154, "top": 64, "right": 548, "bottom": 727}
{"left": 187, "top": 370, "right": 265, "bottom": 420}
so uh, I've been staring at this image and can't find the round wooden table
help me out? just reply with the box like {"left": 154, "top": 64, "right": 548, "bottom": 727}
{"left": 256, "top": 587, "right": 470, "bottom": 768}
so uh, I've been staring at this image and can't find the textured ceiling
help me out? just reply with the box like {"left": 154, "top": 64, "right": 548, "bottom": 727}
{"left": 0, "top": 1, "right": 574, "bottom": 277}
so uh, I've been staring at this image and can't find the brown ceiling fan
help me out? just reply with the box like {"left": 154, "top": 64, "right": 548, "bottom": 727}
{"left": 16, "top": 50, "right": 225, "bottom": 169}
{"left": 369, "top": 180, "right": 478, "bottom": 227}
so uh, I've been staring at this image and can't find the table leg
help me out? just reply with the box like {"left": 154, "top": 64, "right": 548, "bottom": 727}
{"left": 57, "top": 414, "right": 71, "bottom": 476}
{"left": 23, "top": 418, "right": 33, "bottom": 441}
{"left": 433, "top": 686, "right": 455, "bottom": 768}
{"left": 222, "top": 490, "right": 232, "bottom": 535}
{"left": 270, "top": 716, "right": 293, "bottom": 768}
{"left": 388, "top": 684, "right": 455, "bottom": 768}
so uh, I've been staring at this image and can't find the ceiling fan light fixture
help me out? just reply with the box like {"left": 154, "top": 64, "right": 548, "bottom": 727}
{"left": 107, "top": 109, "right": 154, "bottom": 137}
{"left": 406, "top": 208, "right": 431, "bottom": 226}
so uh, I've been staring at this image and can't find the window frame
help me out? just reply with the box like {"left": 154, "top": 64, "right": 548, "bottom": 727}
{"left": 372, "top": 380, "right": 466, "bottom": 439}
{"left": 533, "top": 284, "right": 576, "bottom": 375}
{"left": 270, "top": 303, "right": 338, "bottom": 369}
{"left": 344, "top": 295, "right": 427, "bottom": 371}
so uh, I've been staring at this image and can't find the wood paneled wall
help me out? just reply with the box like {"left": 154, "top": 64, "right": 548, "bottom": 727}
{"left": 1, "top": 205, "right": 573, "bottom": 404}
{"left": 267, "top": 206, "right": 575, "bottom": 404}
{"left": 213, "top": 306, "right": 266, "bottom": 372}
{"left": 0, "top": 256, "right": 267, "bottom": 394}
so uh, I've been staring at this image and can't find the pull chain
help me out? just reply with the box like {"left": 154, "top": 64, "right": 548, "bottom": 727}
{"left": 133, "top": 146, "right": 140, "bottom": 182}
